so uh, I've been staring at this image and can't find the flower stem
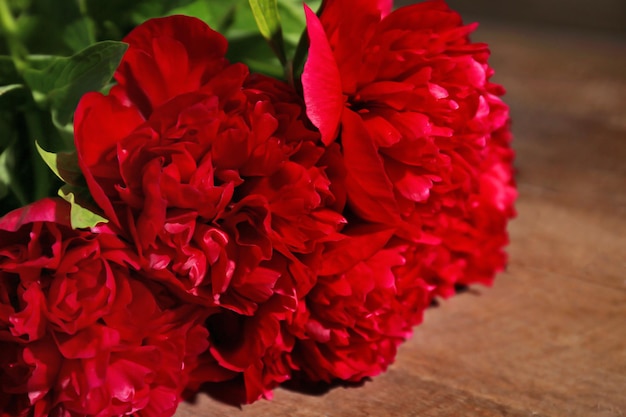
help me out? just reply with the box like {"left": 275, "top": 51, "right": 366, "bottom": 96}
{"left": 285, "top": 59, "right": 295, "bottom": 90}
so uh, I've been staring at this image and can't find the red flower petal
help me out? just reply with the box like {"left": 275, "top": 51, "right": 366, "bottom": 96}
{"left": 116, "top": 15, "right": 229, "bottom": 116}
{"left": 341, "top": 110, "right": 400, "bottom": 225}
{"left": 320, "top": 224, "right": 394, "bottom": 275}
{"left": 74, "top": 92, "right": 145, "bottom": 226}
{"left": 74, "top": 92, "right": 144, "bottom": 168}
{"left": 0, "top": 198, "right": 70, "bottom": 232}
{"left": 302, "top": 4, "right": 344, "bottom": 145}
{"left": 377, "top": 0, "right": 393, "bottom": 17}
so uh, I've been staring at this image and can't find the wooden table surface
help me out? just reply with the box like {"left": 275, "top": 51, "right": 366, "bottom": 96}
{"left": 176, "top": 22, "right": 626, "bottom": 417}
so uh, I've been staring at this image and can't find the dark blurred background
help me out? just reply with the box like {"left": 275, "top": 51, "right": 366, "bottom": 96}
{"left": 397, "top": 0, "right": 626, "bottom": 36}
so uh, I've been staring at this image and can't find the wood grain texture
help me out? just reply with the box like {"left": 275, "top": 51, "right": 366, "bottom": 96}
{"left": 176, "top": 23, "right": 626, "bottom": 417}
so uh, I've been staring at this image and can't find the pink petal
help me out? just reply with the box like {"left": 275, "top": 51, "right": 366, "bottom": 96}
{"left": 0, "top": 198, "right": 70, "bottom": 232}
{"left": 377, "top": 0, "right": 393, "bottom": 17}
{"left": 302, "top": 4, "right": 344, "bottom": 145}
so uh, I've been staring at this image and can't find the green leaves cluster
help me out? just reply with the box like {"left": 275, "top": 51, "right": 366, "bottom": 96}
{"left": 0, "top": 0, "right": 128, "bottom": 220}
{"left": 156, "top": 0, "right": 322, "bottom": 79}
{"left": 0, "top": 0, "right": 321, "bottom": 227}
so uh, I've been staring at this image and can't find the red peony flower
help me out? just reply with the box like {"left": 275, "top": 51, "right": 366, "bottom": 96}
{"left": 74, "top": 15, "right": 345, "bottom": 402}
{"left": 0, "top": 198, "right": 208, "bottom": 417}
{"left": 290, "top": 239, "right": 432, "bottom": 382}
{"left": 57, "top": 0, "right": 517, "bottom": 404}
{"left": 302, "top": 0, "right": 516, "bottom": 297}
{"left": 75, "top": 15, "right": 344, "bottom": 308}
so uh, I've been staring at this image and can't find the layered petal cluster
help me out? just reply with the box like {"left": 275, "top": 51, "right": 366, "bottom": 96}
{"left": 74, "top": 16, "right": 344, "bottom": 402}
{"left": 290, "top": 240, "right": 432, "bottom": 382}
{"left": 289, "top": 0, "right": 516, "bottom": 383}
{"left": 0, "top": 199, "right": 208, "bottom": 417}
{"left": 302, "top": 0, "right": 517, "bottom": 298}
{"left": 0, "top": 1, "right": 516, "bottom": 412}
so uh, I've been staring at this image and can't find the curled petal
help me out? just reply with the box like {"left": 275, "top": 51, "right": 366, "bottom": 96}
{"left": 302, "top": 4, "right": 344, "bottom": 145}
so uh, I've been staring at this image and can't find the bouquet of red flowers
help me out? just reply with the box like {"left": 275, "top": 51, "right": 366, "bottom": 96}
{"left": 0, "top": 0, "right": 515, "bottom": 415}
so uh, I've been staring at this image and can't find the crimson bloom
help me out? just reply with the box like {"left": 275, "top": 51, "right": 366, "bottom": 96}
{"left": 43, "top": 0, "right": 517, "bottom": 405}
{"left": 74, "top": 15, "right": 345, "bottom": 402}
{"left": 303, "top": 0, "right": 516, "bottom": 297}
{"left": 290, "top": 239, "right": 432, "bottom": 382}
{"left": 75, "top": 14, "right": 344, "bottom": 309}
{"left": 0, "top": 198, "right": 208, "bottom": 417}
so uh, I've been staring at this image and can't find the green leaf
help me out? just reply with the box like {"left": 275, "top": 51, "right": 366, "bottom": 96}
{"left": 22, "top": 40, "right": 128, "bottom": 124}
{"left": 128, "top": 0, "right": 195, "bottom": 24}
{"left": 63, "top": 16, "right": 97, "bottom": 53}
{"left": 277, "top": 0, "right": 321, "bottom": 47}
{"left": 248, "top": 0, "right": 281, "bottom": 40}
{"left": 6, "top": 0, "right": 31, "bottom": 14}
{"left": 278, "top": 0, "right": 322, "bottom": 81}
{"left": 10, "top": 0, "right": 94, "bottom": 56}
{"left": 58, "top": 185, "right": 107, "bottom": 229}
{"left": 35, "top": 141, "right": 83, "bottom": 186}
{"left": 50, "top": 108, "right": 75, "bottom": 146}
{"left": 168, "top": 1, "right": 235, "bottom": 32}
{"left": 223, "top": 1, "right": 268, "bottom": 42}
{"left": 25, "top": 54, "right": 58, "bottom": 70}
{"left": 221, "top": 0, "right": 323, "bottom": 80}
{"left": 0, "top": 83, "right": 22, "bottom": 95}
{"left": 248, "top": 0, "right": 286, "bottom": 65}
{"left": 227, "top": 35, "right": 283, "bottom": 78}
